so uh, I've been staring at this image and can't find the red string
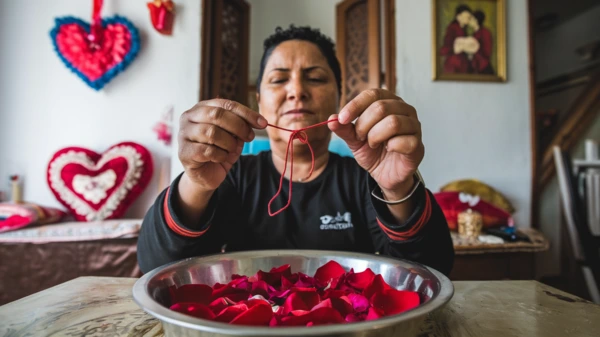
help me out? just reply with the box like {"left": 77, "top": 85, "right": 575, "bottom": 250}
{"left": 267, "top": 119, "right": 338, "bottom": 216}
{"left": 89, "top": 0, "right": 104, "bottom": 48}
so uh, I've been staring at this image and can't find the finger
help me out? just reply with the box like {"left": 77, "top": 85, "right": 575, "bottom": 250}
{"left": 385, "top": 135, "right": 424, "bottom": 156}
{"left": 184, "top": 123, "right": 239, "bottom": 154}
{"left": 226, "top": 138, "right": 245, "bottom": 165}
{"left": 180, "top": 142, "right": 230, "bottom": 164}
{"left": 183, "top": 106, "right": 255, "bottom": 142}
{"left": 327, "top": 114, "right": 362, "bottom": 149}
{"left": 353, "top": 99, "right": 414, "bottom": 141}
{"left": 338, "top": 89, "right": 401, "bottom": 124}
{"left": 367, "top": 115, "right": 421, "bottom": 149}
{"left": 198, "top": 99, "right": 267, "bottom": 129}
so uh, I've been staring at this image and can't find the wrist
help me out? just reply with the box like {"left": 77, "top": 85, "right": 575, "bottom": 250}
{"left": 180, "top": 173, "right": 216, "bottom": 200}
{"left": 380, "top": 175, "right": 416, "bottom": 201}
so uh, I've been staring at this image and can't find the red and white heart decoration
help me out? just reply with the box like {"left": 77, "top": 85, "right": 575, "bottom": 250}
{"left": 47, "top": 142, "right": 153, "bottom": 221}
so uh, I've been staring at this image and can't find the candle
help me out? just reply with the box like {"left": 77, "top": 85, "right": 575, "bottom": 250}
{"left": 10, "top": 175, "right": 22, "bottom": 204}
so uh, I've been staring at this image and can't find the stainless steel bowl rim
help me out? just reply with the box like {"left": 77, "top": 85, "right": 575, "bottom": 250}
{"left": 133, "top": 250, "right": 454, "bottom": 336}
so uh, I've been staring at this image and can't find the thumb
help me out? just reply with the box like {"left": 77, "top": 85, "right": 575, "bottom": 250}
{"left": 328, "top": 114, "right": 363, "bottom": 151}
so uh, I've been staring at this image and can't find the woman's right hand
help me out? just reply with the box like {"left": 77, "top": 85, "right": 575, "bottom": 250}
{"left": 178, "top": 99, "right": 268, "bottom": 192}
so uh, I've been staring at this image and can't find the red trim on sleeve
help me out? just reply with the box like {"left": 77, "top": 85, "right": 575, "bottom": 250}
{"left": 163, "top": 187, "right": 210, "bottom": 238}
{"left": 377, "top": 191, "right": 432, "bottom": 241}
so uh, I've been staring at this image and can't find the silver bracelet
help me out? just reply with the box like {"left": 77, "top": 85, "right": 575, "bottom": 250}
{"left": 371, "top": 170, "right": 424, "bottom": 205}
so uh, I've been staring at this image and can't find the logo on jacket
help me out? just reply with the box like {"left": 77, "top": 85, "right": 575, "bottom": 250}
{"left": 320, "top": 212, "right": 353, "bottom": 230}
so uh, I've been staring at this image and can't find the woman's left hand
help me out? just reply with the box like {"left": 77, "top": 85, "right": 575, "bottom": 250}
{"left": 328, "top": 89, "right": 424, "bottom": 200}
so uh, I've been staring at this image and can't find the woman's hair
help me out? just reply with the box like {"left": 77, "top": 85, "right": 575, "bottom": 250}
{"left": 474, "top": 10, "right": 486, "bottom": 26}
{"left": 455, "top": 4, "right": 472, "bottom": 16}
{"left": 256, "top": 25, "right": 342, "bottom": 97}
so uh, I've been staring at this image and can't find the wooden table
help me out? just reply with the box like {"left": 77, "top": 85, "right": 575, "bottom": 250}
{"left": 1, "top": 277, "right": 598, "bottom": 337}
{"left": 450, "top": 228, "right": 550, "bottom": 280}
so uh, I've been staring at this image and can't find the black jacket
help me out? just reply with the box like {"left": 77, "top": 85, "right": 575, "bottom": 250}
{"left": 138, "top": 151, "right": 454, "bottom": 275}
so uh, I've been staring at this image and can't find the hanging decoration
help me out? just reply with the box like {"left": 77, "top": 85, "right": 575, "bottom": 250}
{"left": 47, "top": 142, "right": 153, "bottom": 222}
{"left": 50, "top": 0, "right": 141, "bottom": 90}
{"left": 153, "top": 106, "right": 173, "bottom": 146}
{"left": 147, "top": 0, "right": 175, "bottom": 35}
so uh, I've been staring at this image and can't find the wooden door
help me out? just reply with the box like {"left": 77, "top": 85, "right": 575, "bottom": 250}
{"left": 200, "top": 0, "right": 250, "bottom": 105}
{"left": 336, "top": 0, "right": 395, "bottom": 105}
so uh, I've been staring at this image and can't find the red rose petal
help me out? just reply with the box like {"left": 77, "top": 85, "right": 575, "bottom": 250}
{"left": 370, "top": 288, "right": 420, "bottom": 315}
{"left": 229, "top": 302, "right": 273, "bottom": 326}
{"left": 211, "top": 284, "right": 250, "bottom": 302}
{"left": 250, "top": 280, "right": 274, "bottom": 298}
{"left": 345, "top": 311, "right": 367, "bottom": 322}
{"left": 282, "top": 289, "right": 321, "bottom": 314}
{"left": 347, "top": 293, "right": 369, "bottom": 312}
{"left": 322, "top": 289, "right": 349, "bottom": 300}
{"left": 170, "top": 303, "right": 216, "bottom": 320}
{"left": 314, "top": 260, "right": 346, "bottom": 284}
{"left": 295, "top": 272, "right": 322, "bottom": 288}
{"left": 346, "top": 268, "right": 375, "bottom": 290}
{"left": 279, "top": 307, "right": 345, "bottom": 326}
{"left": 252, "top": 264, "right": 292, "bottom": 286}
{"left": 310, "top": 298, "right": 332, "bottom": 311}
{"left": 311, "top": 297, "right": 354, "bottom": 317}
{"left": 281, "top": 275, "right": 295, "bottom": 290}
{"left": 215, "top": 304, "right": 248, "bottom": 323}
{"left": 208, "top": 297, "right": 237, "bottom": 314}
{"left": 363, "top": 274, "right": 393, "bottom": 300}
{"left": 171, "top": 284, "right": 213, "bottom": 305}
{"left": 365, "top": 307, "right": 384, "bottom": 321}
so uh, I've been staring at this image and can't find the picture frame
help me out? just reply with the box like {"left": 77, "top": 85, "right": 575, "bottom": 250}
{"left": 431, "top": 0, "right": 507, "bottom": 82}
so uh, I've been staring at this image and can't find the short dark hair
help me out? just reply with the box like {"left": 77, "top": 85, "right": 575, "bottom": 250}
{"left": 474, "top": 10, "right": 486, "bottom": 26}
{"left": 455, "top": 4, "right": 472, "bottom": 16}
{"left": 256, "top": 25, "right": 342, "bottom": 97}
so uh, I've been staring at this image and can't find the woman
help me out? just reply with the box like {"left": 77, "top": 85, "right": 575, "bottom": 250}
{"left": 468, "top": 11, "right": 494, "bottom": 75}
{"left": 440, "top": 5, "right": 472, "bottom": 73}
{"left": 138, "top": 26, "right": 454, "bottom": 275}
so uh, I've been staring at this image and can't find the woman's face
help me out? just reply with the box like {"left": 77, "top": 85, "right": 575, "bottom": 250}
{"left": 257, "top": 40, "right": 339, "bottom": 143}
{"left": 468, "top": 15, "right": 479, "bottom": 30}
{"left": 456, "top": 11, "right": 472, "bottom": 27}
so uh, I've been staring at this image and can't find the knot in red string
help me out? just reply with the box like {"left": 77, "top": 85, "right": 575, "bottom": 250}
{"left": 266, "top": 119, "right": 338, "bottom": 216}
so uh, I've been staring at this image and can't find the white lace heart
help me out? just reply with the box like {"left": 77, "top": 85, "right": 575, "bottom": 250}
{"left": 72, "top": 170, "right": 117, "bottom": 204}
{"left": 458, "top": 192, "right": 480, "bottom": 207}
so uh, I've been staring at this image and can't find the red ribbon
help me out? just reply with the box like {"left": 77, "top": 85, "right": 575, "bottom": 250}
{"left": 88, "top": 0, "right": 104, "bottom": 48}
{"left": 266, "top": 119, "right": 338, "bottom": 216}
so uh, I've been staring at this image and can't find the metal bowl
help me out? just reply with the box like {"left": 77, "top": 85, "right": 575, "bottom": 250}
{"left": 133, "top": 250, "right": 453, "bottom": 337}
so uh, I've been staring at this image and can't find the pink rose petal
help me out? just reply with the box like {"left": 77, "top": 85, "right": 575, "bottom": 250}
{"left": 170, "top": 303, "right": 216, "bottom": 320}
{"left": 314, "top": 261, "right": 346, "bottom": 284}
{"left": 370, "top": 288, "right": 420, "bottom": 315}
{"left": 347, "top": 293, "right": 369, "bottom": 312}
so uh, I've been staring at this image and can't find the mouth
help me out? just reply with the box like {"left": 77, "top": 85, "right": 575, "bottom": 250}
{"left": 282, "top": 109, "right": 315, "bottom": 117}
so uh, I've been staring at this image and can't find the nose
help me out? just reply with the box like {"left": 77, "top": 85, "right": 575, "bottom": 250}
{"left": 286, "top": 75, "right": 309, "bottom": 102}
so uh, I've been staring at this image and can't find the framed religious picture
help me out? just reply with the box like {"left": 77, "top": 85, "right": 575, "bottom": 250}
{"left": 432, "top": 0, "right": 506, "bottom": 82}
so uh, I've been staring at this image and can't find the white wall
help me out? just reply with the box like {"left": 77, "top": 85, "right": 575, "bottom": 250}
{"left": 247, "top": 0, "right": 338, "bottom": 84}
{"left": 394, "top": 0, "right": 532, "bottom": 227}
{"left": 0, "top": 0, "right": 201, "bottom": 217}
